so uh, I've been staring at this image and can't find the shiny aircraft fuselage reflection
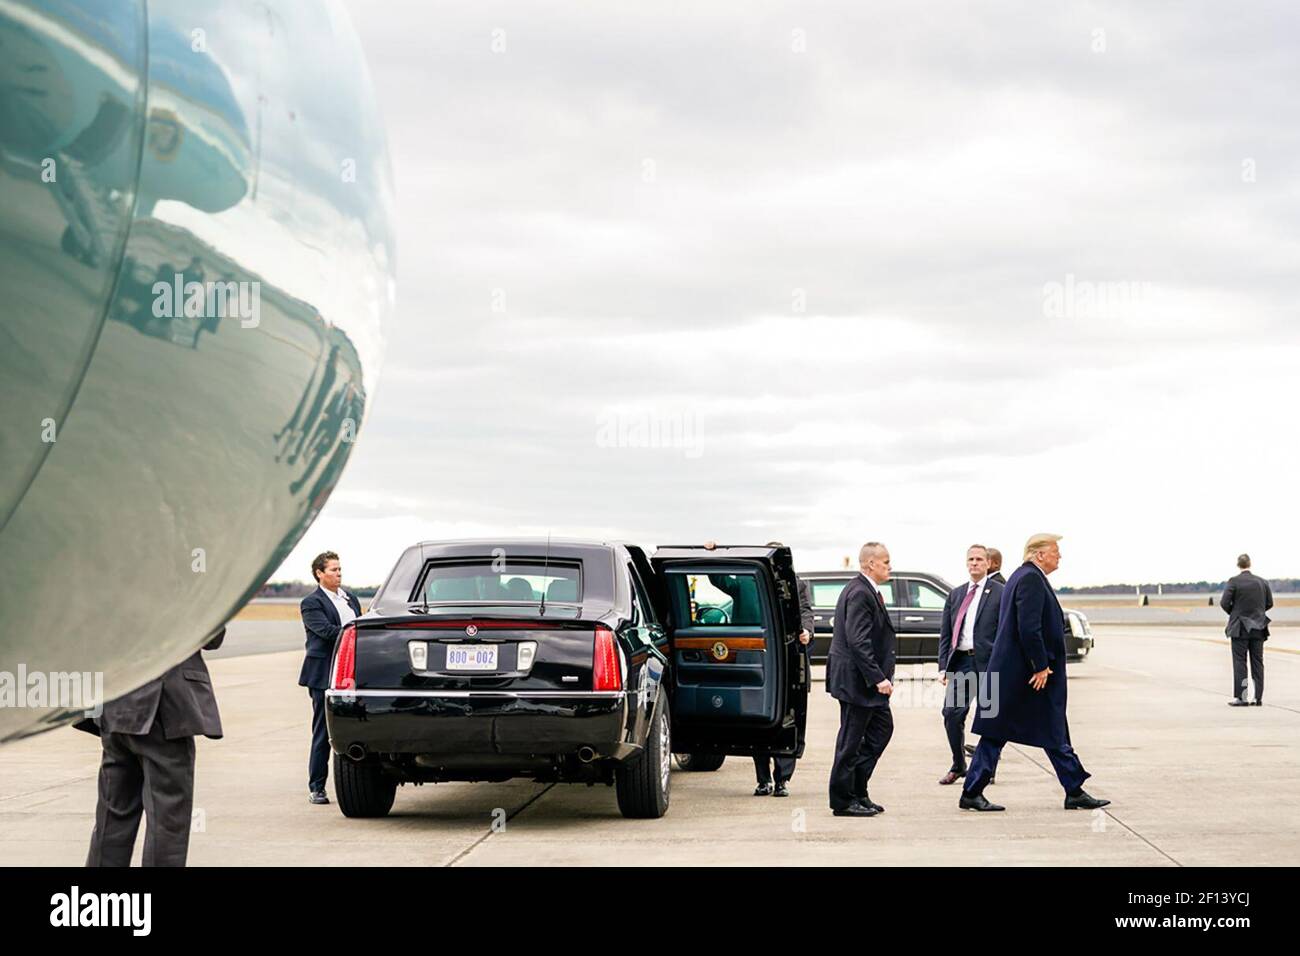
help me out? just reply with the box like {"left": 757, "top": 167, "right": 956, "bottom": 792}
{"left": 0, "top": 0, "right": 396, "bottom": 741}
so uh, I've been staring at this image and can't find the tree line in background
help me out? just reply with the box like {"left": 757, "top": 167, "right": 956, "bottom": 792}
{"left": 258, "top": 581, "right": 379, "bottom": 599}
{"left": 1057, "top": 579, "right": 1300, "bottom": 594}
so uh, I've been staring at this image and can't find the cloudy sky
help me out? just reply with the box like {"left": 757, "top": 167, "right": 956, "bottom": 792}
{"left": 276, "top": 0, "right": 1300, "bottom": 588}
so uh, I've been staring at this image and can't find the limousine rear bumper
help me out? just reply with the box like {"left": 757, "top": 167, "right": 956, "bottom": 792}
{"left": 325, "top": 689, "right": 636, "bottom": 771}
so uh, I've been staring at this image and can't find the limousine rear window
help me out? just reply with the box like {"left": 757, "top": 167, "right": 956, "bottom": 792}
{"left": 412, "top": 560, "right": 583, "bottom": 604}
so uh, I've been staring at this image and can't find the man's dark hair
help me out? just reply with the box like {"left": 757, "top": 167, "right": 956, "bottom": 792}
{"left": 1237, "top": 553, "right": 1251, "bottom": 570}
{"left": 312, "top": 551, "right": 340, "bottom": 582}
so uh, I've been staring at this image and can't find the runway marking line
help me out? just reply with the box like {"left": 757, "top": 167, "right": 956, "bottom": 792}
{"left": 445, "top": 783, "right": 556, "bottom": 866}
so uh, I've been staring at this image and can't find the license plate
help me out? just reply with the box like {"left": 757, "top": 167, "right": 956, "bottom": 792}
{"left": 446, "top": 645, "right": 498, "bottom": 671}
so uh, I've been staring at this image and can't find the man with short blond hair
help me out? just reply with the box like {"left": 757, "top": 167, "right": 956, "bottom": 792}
{"left": 960, "top": 534, "right": 1109, "bottom": 812}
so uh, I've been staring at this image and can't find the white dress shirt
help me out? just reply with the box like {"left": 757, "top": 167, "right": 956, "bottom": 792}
{"left": 320, "top": 585, "right": 357, "bottom": 627}
{"left": 860, "top": 571, "right": 885, "bottom": 603}
{"left": 957, "top": 577, "right": 987, "bottom": 651}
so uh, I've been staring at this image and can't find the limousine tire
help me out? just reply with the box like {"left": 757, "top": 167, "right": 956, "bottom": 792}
{"left": 674, "top": 752, "right": 726, "bottom": 772}
{"left": 616, "top": 703, "right": 671, "bottom": 818}
{"left": 334, "top": 753, "right": 397, "bottom": 818}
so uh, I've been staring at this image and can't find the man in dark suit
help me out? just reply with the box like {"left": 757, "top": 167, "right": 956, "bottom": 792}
{"left": 987, "top": 548, "right": 1006, "bottom": 584}
{"left": 937, "top": 545, "right": 1003, "bottom": 785}
{"left": 79, "top": 627, "right": 225, "bottom": 866}
{"left": 300, "top": 550, "right": 361, "bottom": 804}
{"left": 751, "top": 542, "right": 817, "bottom": 796}
{"left": 1221, "top": 553, "right": 1271, "bottom": 706}
{"left": 960, "top": 533, "right": 1109, "bottom": 812}
{"left": 826, "top": 541, "right": 896, "bottom": 817}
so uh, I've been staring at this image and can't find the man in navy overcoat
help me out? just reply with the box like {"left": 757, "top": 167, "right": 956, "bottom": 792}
{"left": 959, "top": 533, "right": 1110, "bottom": 812}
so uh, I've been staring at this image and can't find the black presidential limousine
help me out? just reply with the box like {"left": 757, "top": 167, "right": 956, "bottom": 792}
{"left": 800, "top": 570, "right": 1095, "bottom": 665}
{"left": 324, "top": 540, "right": 809, "bottom": 819}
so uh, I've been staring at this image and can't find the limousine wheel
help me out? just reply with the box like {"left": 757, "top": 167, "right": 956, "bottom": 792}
{"left": 334, "top": 754, "right": 397, "bottom": 818}
{"left": 673, "top": 752, "right": 726, "bottom": 772}
{"left": 615, "top": 703, "right": 671, "bottom": 818}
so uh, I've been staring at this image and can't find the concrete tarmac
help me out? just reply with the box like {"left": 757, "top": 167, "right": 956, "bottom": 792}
{"left": 2, "top": 625, "right": 1297, "bottom": 866}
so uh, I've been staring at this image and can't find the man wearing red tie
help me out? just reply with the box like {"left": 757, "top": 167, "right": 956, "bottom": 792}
{"left": 960, "top": 533, "right": 1109, "bottom": 812}
{"left": 936, "top": 546, "right": 1002, "bottom": 785}
{"left": 825, "top": 542, "right": 897, "bottom": 817}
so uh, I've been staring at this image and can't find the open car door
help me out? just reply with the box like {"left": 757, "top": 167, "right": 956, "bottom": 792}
{"left": 650, "top": 544, "right": 808, "bottom": 758}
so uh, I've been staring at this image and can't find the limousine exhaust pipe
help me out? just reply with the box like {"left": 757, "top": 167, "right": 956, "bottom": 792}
{"left": 577, "top": 746, "right": 596, "bottom": 763}
{"left": 347, "top": 744, "right": 367, "bottom": 761}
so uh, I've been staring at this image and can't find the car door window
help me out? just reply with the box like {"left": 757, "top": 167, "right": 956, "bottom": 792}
{"left": 666, "top": 571, "right": 764, "bottom": 627}
{"left": 810, "top": 580, "right": 846, "bottom": 608}
{"left": 628, "top": 564, "right": 657, "bottom": 627}
{"left": 907, "top": 579, "right": 946, "bottom": 609}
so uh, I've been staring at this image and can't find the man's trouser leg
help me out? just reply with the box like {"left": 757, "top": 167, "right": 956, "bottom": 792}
{"left": 1231, "top": 638, "right": 1250, "bottom": 700}
{"left": 829, "top": 701, "right": 870, "bottom": 810}
{"left": 86, "top": 731, "right": 145, "bottom": 867}
{"left": 1043, "top": 742, "right": 1090, "bottom": 795}
{"left": 962, "top": 736, "right": 1005, "bottom": 797}
{"left": 942, "top": 653, "right": 976, "bottom": 773}
{"left": 309, "top": 686, "right": 330, "bottom": 792}
{"left": 135, "top": 722, "right": 197, "bottom": 867}
{"left": 1248, "top": 635, "right": 1265, "bottom": 702}
{"left": 853, "top": 705, "right": 894, "bottom": 798}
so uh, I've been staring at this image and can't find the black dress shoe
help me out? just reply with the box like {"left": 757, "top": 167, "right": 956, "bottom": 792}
{"left": 1228, "top": 698, "right": 1252, "bottom": 707}
{"left": 860, "top": 792, "right": 884, "bottom": 813}
{"left": 1252, "top": 700, "right": 1263, "bottom": 706}
{"left": 773, "top": 781, "right": 790, "bottom": 797}
{"left": 754, "top": 781, "right": 774, "bottom": 796}
{"left": 1064, "top": 789, "right": 1110, "bottom": 810}
{"left": 309, "top": 791, "right": 330, "bottom": 805}
{"left": 832, "top": 801, "right": 878, "bottom": 817}
{"left": 959, "top": 792, "right": 1005, "bottom": 811}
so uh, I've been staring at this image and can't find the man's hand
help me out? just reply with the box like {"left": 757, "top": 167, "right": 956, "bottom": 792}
{"left": 939, "top": 672, "right": 948, "bottom": 686}
{"left": 1028, "top": 667, "right": 1053, "bottom": 691}
{"left": 876, "top": 679, "right": 893, "bottom": 696}
{"left": 799, "top": 629, "right": 811, "bottom": 645}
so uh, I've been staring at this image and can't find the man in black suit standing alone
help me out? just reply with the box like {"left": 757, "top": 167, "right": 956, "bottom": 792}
{"left": 826, "top": 541, "right": 896, "bottom": 817}
{"left": 300, "top": 551, "right": 361, "bottom": 804}
{"left": 80, "top": 627, "right": 226, "bottom": 866}
{"left": 937, "top": 545, "right": 1003, "bottom": 785}
{"left": 1221, "top": 553, "right": 1272, "bottom": 706}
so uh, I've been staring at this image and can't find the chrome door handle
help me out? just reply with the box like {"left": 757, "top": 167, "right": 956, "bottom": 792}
{"left": 903, "top": 615, "right": 924, "bottom": 622}
{"left": 813, "top": 615, "right": 825, "bottom": 621}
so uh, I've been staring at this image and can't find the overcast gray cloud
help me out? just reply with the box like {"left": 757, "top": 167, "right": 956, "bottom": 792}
{"left": 275, "top": 0, "right": 1300, "bottom": 588}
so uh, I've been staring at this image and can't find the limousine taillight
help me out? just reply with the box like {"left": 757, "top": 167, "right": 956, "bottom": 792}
{"left": 332, "top": 622, "right": 357, "bottom": 690}
{"left": 593, "top": 623, "right": 621, "bottom": 692}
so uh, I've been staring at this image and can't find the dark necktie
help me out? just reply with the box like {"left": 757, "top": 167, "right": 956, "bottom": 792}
{"left": 952, "top": 582, "right": 979, "bottom": 650}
